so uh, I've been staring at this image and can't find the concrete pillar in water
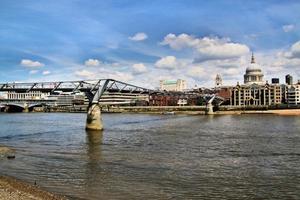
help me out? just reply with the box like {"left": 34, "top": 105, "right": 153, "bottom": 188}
{"left": 86, "top": 103, "right": 103, "bottom": 131}
{"left": 205, "top": 103, "right": 214, "bottom": 115}
{"left": 23, "top": 103, "right": 29, "bottom": 113}
{"left": 4, "top": 106, "right": 9, "bottom": 113}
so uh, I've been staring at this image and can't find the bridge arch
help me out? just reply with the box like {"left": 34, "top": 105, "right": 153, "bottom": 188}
{"left": 28, "top": 103, "right": 50, "bottom": 112}
{"left": 28, "top": 103, "right": 48, "bottom": 109}
{"left": 0, "top": 105, "right": 5, "bottom": 112}
{"left": 3, "top": 103, "right": 25, "bottom": 112}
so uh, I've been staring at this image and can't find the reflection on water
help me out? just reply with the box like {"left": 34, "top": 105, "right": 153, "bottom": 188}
{"left": 0, "top": 113, "right": 300, "bottom": 200}
{"left": 85, "top": 130, "right": 104, "bottom": 199}
{"left": 86, "top": 130, "right": 103, "bottom": 162}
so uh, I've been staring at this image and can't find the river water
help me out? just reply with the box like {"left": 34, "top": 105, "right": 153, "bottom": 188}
{"left": 0, "top": 113, "right": 300, "bottom": 199}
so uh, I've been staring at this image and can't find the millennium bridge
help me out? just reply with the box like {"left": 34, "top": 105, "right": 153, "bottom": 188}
{"left": 0, "top": 79, "right": 223, "bottom": 130}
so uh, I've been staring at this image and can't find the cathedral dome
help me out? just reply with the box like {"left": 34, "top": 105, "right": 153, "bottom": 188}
{"left": 246, "top": 63, "right": 262, "bottom": 73}
{"left": 244, "top": 53, "right": 264, "bottom": 84}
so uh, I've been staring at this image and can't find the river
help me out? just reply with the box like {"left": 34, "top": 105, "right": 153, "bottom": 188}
{"left": 0, "top": 113, "right": 300, "bottom": 199}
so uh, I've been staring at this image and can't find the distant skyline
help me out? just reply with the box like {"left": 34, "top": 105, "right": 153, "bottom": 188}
{"left": 0, "top": 0, "right": 300, "bottom": 88}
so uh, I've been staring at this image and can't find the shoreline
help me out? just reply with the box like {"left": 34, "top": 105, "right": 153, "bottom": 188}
{"left": 0, "top": 146, "right": 67, "bottom": 200}
{"left": 113, "top": 108, "right": 300, "bottom": 116}
{"left": 1, "top": 108, "right": 300, "bottom": 116}
{"left": 0, "top": 175, "right": 67, "bottom": 200}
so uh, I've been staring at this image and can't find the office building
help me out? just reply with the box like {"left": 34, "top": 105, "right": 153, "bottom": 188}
{"left": 159, "top": 79, "right": 187, "bottom": 91}
{"left": 271, "top": 78, "right": 279, "bottom": 84}
{"left": 287, "top": 83, "right": 300, "bottom": 105}
{"left": 286, "top": 74, "right": 293, "bottom": 85}
{"left": 5, "top": 91, "right": 49, "bottom": 100}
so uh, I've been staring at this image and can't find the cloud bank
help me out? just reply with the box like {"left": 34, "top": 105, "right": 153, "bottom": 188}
{"left": 84, "top": 59, "right": 101, "bottom": 67}
{"left": 21, "top": 59, "right": 45, "bottom": 68}
{"left": 161, "top": 33, "right": 250, "bottom": 62}
{"left": 129, "top": 32, "right": 148, "bottom": 41}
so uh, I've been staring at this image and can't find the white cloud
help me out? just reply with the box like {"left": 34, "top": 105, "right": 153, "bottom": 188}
{"left": 223, "top": 67, "right": 240, "bottom": 76}
{"left": 282, "top": 24, "right": 295, "bottom": 32}
{"left": 187, "top": 67, "right": 205, "bottom": 78}
{"left": 161, "top": 33, "right": 250, "bottom": 62}
{"left": 84, "top": 58, "right": 101, "bottom": 67}
{"left": 106, "top": 71, "right": 133, "bottom": 82}
{"left": 20, "top": 59, "right": 45, "bottom": 68}
{"left": 161, "top": 33, "right": 199, "bottom": 50}
{"left": 42, "top": 70, "right": 51, "bottom": 75}
{"left": 74, "top": 68, "right": 133, "bottom": 82}
{"left": 155, "top": 56, "right": 178, "bottom": 69}
{"left": 132, "top": 63, "right": 147, "bottom": 74}
{"left": 29, "top": 70, "right": 38, "bottom": 74}
{"left": 291, "top": 41, "right": 300, "bottom": 55}
{"left": 75, "top": 69, "right": 95, "bottom": 79}
{"left": 112, "top": 62, "right": 120, "bottom": 67}
{"left": 289, "top": 41, "right": 300, "bottom": 58}
{"left": 129, "top": 32, "right": 148, "bottom": 41}
{"left": 283, "top": 40, "right": 300, "bottom": 59}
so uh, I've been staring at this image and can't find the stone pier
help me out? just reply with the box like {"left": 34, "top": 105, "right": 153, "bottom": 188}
{"left": 23, "top": 103, "right": 29, "bottom": 113}
{"left": 205, "top": 103, "right": 214, "bottom": 115}
{"left": 86, "top": 103, "right": 103, "bottom": 131}
{"left": 4, "top": 105, "right": 9, "bottom": 113}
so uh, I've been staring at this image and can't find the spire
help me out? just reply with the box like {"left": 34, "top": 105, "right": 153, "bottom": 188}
{"left": 251, "top": 52, "right": 255, "bottom": 64}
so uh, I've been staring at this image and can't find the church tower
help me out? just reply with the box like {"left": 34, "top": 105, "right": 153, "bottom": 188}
{"left": 215, "top": 74, "right": 222, "bottom": 87}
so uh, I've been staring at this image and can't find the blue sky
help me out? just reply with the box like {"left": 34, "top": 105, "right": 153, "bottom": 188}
{"left": 0, "top": 0, "right": 300, "bottom": 87}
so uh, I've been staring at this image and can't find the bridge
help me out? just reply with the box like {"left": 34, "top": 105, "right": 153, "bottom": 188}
{"left": 0, "top": 79, "right": 223, "bottom": 130}
{"left": 0, "top": 99, "right": 55, "bottom": 112}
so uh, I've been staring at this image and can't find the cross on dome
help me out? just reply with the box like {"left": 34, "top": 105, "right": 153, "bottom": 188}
{"left": 251, "top": 52, "right": 255, "bottom": 64}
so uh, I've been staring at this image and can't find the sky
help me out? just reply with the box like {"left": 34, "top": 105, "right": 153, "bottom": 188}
{"left": 0, "top": 0, "right": 300, "bottom": 88}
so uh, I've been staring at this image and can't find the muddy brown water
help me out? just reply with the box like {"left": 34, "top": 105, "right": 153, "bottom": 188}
{"left": 0, "top": 113, "right": 300, "bottom": 199}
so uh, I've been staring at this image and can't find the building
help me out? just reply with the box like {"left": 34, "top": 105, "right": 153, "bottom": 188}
{"left": 159, "top": 79, "right": 187, "bottom": 92}
{"left": 231, "top": 83, "right": 284, "bottom": 106}
{"left": 46, "top": 93, "right": 84, "bottom": 106}
{"left": 99, "top": 92, "right": 149, "bottom": 106}
{"left": 149, "top": 92, "right": 202, "bottom": 106}
{"left": 177, "top": 99, "right": 188, "bottom": 106}
{"left": 231, "top": 54, "right": 284, "bottom": 106}
{"left": 215, "top": 86, "right": 232, "bottom": 105}
{"left": 244, "top": 53, "right": 264, "bottom": 85}
{"left": 5, "top": 91, "right": 49, "bottom": 100}
{"left": 271, "top": 78, "right": 280, "bottom": 84}
{"left": 287, "top": 83, "right": 300, "bottom": 105}
{"left": 285, "top": 74, "right": 293, "bottom": 85}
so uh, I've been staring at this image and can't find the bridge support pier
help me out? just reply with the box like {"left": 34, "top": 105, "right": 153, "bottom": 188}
{"left": 23, "top": 107, "right": 29, "bottom": 113}
{"left": 4, "top": 106, "right": 9, "bottom": 113}
{"left": 86, "top": 103, "right": 103, "bottom": 131}
{"left": 23, "top": 103, "right": 29, "bottom": 113}
{"left": 205, "top": 103, "right": 214, "bottom": 115}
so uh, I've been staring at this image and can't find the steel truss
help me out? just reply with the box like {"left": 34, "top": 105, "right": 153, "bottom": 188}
{"left": 0, "top": 79, "right": 154, "bottom": 104}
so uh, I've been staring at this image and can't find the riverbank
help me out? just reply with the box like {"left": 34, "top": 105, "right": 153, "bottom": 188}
{"left": 0, "top": 146, "right": 67, "bottom": 200}
{"left": 2, "top": 105, "right": 300, "bottom": 116}
{"left": 109, "top": 106, "right": 300, "bottom": 116}
{"left": 0, "top": 175, "right": 67, "bottom": 200}
{"left": 241, "top": 109, "right": 300, "bottom": 115}
{"left": 0, "top": 147, "right": 14, "bottom": 155}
